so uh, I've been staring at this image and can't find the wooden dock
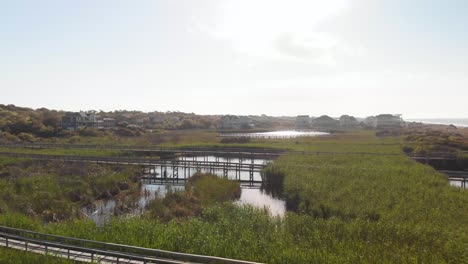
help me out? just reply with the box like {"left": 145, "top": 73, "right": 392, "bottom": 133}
{"left": 0, "top": 152, "right": 268, "bottom": 183}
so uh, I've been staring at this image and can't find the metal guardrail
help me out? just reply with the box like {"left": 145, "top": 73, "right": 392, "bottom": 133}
{"left": 0, "top": 225, "right": 262, "bottom": 264}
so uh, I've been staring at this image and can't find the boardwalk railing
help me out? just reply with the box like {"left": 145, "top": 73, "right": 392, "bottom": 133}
{"left": 0, "top": 225, "right": 261, "bottom": 264}
{"left": 0, "top": 142, "right": 451, "bottom": 157}
{"left": 0, "top": 152, "right": 265, "bottom": 171}
{"left": 0, "top": 152, "right": 267, "bottom": 183}
{"left": 438, "top": 170, "right": 468, "bottom": 189}
{"left": 0, "top": 143, "right": 284, "bottom": 158}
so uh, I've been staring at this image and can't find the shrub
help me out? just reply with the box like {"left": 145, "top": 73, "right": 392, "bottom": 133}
{"left": 17, "top": 132, "right": 36, "bottom": 142}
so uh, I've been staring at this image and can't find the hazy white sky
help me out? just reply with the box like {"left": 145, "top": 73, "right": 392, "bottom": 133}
{"left": 1, "top": 0, "right": 467, "bottom": 118}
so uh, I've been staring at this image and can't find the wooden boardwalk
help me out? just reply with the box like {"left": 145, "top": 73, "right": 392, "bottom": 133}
{"left": 0, "top": 225, "right": 261, "bottom": 264}
{"left": 0, "top": 152, "right": 268, "bottom": 183}
{"left": 438, "top": 170, "right": 468, "bottom": 189}
{"left": 0, "top": 143, "right": 284, "bottom": 159}
{"left": 2, "top": 142, "right": 451, "bottom": 157}
{"left": 410, "top": 155, "right": 458, "bottom": 161}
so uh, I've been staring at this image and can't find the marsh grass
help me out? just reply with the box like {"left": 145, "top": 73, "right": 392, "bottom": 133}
{"left": 0, "top": 146, "right": 122, "bottom": 157}
{"left": 145, "top": 173, "right": 241, "bottom": 221}
{"left": 187, "top": 173, "right": 241, "bottom": 207}
{"left": 0, "top": 130, "right": 467, "bottom": 263}
{"left": 0, "top": 159, "right": 140, "bottom": 221}
{"left": 0, "top": 247, "right": 72, "bottom": 264}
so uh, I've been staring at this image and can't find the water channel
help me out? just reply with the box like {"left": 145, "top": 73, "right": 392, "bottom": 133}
{"left": 220, "top": 130, "right": 329, "bottom": 139}
{"left": 83, "top": 155, "right": 286, "bottom": 225}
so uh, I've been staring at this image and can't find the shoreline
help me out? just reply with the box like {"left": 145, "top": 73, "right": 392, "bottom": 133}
{"left": 407, "top": 119, "right": 468, "bottom": 128}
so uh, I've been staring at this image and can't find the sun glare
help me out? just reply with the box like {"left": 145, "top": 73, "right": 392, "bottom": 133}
{"left": 211, "top": 0, "right": 350, "bottom": 59}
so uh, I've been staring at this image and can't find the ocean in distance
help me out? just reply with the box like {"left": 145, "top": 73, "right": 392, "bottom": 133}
{"left": 407, "top": 118, "right": 468, "bottom": 127}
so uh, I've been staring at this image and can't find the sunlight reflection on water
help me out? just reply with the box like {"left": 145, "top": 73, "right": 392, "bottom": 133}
{"left": 221, "top": 130, "right": 329, "bottom": 138}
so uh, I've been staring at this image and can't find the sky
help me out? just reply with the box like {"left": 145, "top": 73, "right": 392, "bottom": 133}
{"left": 1, "top": 0, "right": 467, "bottom": 118}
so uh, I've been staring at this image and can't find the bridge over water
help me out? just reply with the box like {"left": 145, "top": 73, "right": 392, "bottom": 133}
{"left": 0, "top": 152, "right": 270, "bottom": 184}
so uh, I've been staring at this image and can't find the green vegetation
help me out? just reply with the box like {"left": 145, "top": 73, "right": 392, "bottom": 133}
{"left": 187, "top": 173, "right": 241, "bottom": 207}
{"left": 403, "top": 127, "right": 468, "bottom": 155}
{"left": 0, "top": 160, "right": 140, "bottom": 222}
{"left": 0, "top": 104, "right": 292, "bottom": 146}
{"left": 0, "top": 130, "right": 467, "bottom": 263}
{"left": 0, "top": 146, "right": 123, "bottom": 157}
{"left": 0, "top": 247, "right": 71, "bottom": 264}
{"left": 145, "top": 173, "right": 241, "bottom": 221}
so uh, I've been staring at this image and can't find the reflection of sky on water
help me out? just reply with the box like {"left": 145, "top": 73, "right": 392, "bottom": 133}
{"left": 85, "top": 155, "right": 286, "bottom": 225}
{"left": 450, "top": 180, "right": 462, "bottom": 188}
{"left": 237, "top": 188, "right": 285, "bottom": 217}
{"left": 222, "top": 130, "right": 329, "bottom": 138}
{"left": 85, "top": 183, "right": 286, "bottom": 225}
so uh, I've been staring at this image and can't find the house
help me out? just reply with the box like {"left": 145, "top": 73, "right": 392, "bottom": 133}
{"left": 102, "top": 118, "right": 116, "bottom": 129}
{"left": 134, "top": 118, "right": 147, "bottom": 126}
{"left": 114, "top": 114, "right": 132, "bottom": 123}
{"left": 364, "top": 116, "right": 377, "bottom": 128}
{"left": 295, "top": 115, "right": 311, "bottom": 129}
{"left": 339, "top": 115, "right": 359, "bottom": 128}
{"left": 61, "top": 112, "right": 99, "bottom": 130}
{"left": 311, "top": 115, "right": 339, "bottom": 130}
{"left": 376, "top": 114, "right": 403, "bottom": 130}
{"left": 61, "top": 112, "right": 82, "bottom": 130}
{"left": 221, "top": 115, "right": 254, "bottom": 130}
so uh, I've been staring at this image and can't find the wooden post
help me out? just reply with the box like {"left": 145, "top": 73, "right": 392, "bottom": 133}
{"left": 250, "top": 166, "right": 254, "bottom": 182}
{"left": 173, "top": 165, "right": 178, "bottom": 180}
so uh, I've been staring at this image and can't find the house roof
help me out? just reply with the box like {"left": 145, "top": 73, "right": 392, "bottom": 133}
{"left": 376, "top": 114, "right": 397, "bottom": 118}
{"left": 314, "top": 115, "right": 336, "bottom": 122}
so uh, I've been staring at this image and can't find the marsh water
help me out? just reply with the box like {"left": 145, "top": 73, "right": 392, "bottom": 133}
{"left": 221, "top": 130, "right": 329, "bottom": 139}
{"left": 83, "top": 155, "right": 286, "bottom": 225}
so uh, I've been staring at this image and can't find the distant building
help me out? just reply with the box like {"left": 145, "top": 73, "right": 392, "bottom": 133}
{"left": 312, "top": 115, "right": 339, "bottom": 130}
{"left": 295, "top": 115, "right": 311, "bottom": 129}
{"left": 339, "top": 115, "right": 359, "bottom": 128}
{"left": 364, "top": 116, "right": 377, "bottom": 128}
{"left": 114, "top": 114, "right": 132, "bottom": 124}
{"left": 376, "top": 114, "right": 403, "bottom": 130}
{"left": 61, "top": 112, "right": 82, "bottom": 130}
{"left": 61, "top": 112, "right": 100, "bottom": 130}
{"left": 134, "top": 118, "right": 147, "bottom": 126}
{"left": 221, "top": 115, "right": 254, "bottom": 130}
{"left": 102, "top": 118, "right": 116, "bottom": 129}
